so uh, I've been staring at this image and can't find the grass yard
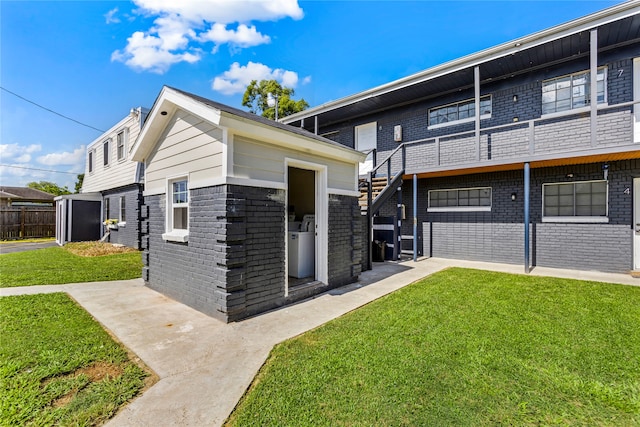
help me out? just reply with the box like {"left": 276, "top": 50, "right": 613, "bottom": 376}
{"left": 0, "top": 243, "right": 142, "bottom": 287}
{"left": 227, "top": 268, "right": 640, "bottom": 426}
{"left": 0, "top": 293, "right": 152, "bottom": 426}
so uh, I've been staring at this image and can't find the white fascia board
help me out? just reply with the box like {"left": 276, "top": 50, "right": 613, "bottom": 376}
{"left": 54, "top": 192, "right": 102, "bottom": 201}
{"left": 132, "top": 87, "right": 221, "bottom": 162}
{"left": 283, "top": 2, "right": 640, "bottom": 124}
{"left": 220, "top": 113, "right": 367, "bottom": 163}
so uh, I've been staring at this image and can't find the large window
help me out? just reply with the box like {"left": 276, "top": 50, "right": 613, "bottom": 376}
{"left": 428, "top": 187, "right": 492, "bottom": 212}
{"left": 428, "top": 96, "right": 492, "bottom": 129}
{"left": 103, "top": 140, "right": 110, "bottom": 166}
{"left": 163, "top": 178, "right": 189, "bottom": 242}
{"left": 116, "top": 129, "right": 127, "bottom": 161}
{"left": 542, "top": 67, "right": 607, "bottom": 115}
{"left": 542, "top": 180, "right": 608, "bottom": 222}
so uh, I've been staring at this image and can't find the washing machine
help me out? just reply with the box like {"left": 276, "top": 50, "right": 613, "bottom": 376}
{"left": 288, "top": 215, "right": 315, "bottom": 278}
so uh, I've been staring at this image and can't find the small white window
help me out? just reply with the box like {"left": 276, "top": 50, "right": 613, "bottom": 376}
{"left": 88, "top": 150, "right": 94, "bottom": 174}
{"left": 103, "top": 140, "right": 110, "bottom": 167}
{"left": 163, "top": 178, "right": 189, "bottom": 242}
{"left": 428, "top": 96, "right": 492, "bottom": 129}
{"left": 428, "top": 187, "right": 492, "bottom": 212}
{"left": 119, "top": 195, "right": 126, "bottom": 225}
{"left": 116, "top": 129, "right": 127, "bottom": 161}
{"left": 542, "top": 67, "right": 607, "bottom": 115}
{"left": 542, "top": 180, "right": 608, "bottom": 223}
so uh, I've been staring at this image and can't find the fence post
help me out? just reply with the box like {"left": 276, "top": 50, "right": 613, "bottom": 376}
{"left": 20, "top": 207, "right": 25, "bottom": 238}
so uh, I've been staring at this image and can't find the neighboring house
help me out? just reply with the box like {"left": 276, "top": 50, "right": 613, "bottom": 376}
{"left": 283, "top": 3, "right": 640, "bottom": 274}
{"left": 55, "top": 107, "right": 148, "bottom": 247}
{"left": 131, "top": 86, "right": 365, "bottom": 322}
{"left": 0, "top": 187, "right": 55, "bottom": 208}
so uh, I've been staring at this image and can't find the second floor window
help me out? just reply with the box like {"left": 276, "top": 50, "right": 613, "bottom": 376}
{"left": 428, "top": 95, "right": 492, "bottom": 129}
{"left": 88, "top": 150, "right": 94, "bottom": 173}
{"left": 103, "top": 140, "right": 110, "bottom": 166}
{"left": 117, "top": 129, "right": 127, "bottom": 161}
{"left": 542, "top": 67, "right": 607, "bottom": 115}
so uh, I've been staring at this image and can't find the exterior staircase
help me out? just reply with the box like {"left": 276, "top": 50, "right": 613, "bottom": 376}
{"left": 358, "top": 176, "right": 389, "bottom": 212}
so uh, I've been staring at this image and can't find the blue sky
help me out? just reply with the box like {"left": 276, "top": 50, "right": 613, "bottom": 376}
{"left": 1, "top": 0, "right": 622, "bottom": 190}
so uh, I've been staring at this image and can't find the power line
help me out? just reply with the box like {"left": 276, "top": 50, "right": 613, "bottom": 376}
{"left": 0, "top": 164, "right": 80, "bottom": 175}
{"left": 0, "top": 86, "right": 105, "bottom": 133}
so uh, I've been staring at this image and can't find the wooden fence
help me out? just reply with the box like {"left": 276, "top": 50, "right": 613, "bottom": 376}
{"left": 0, "top": 208, "right": 56, "bottom": 240}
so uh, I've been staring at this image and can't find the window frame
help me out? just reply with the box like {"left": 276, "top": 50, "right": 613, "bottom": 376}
{"left": 162, "top": 176, "right": 189, "bottom": 242}
{"left": 428, "top": 95, "right": 492, "bottom": 130}
{"left": 103, "top": 139, "right": 111, "bottom": 167}
{"left": 116, "top": 128, "right": 128, "bottom": 162}
{"left": 118, "top": 195, "right": 126, "bottom": 226}
{"left": 88, "top": 149, "right": 95, "bottom": 174}
{"left": 542, "top": 179, "right": 609, "bottom": 223}
{"left": 541, "top": 67, "right": 608, "bottom": 117}
{"left": 427, "top": 186, "right": 492, "bottom": 212}
{"left": 103, "top": 197, "right": 110, "bottom": 222}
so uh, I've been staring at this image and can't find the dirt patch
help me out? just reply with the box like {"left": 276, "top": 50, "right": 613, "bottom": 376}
{"left": 45, "top": 362, "right": 125, "bottom": 408}
{"left": 64, "top": 241, "right": 138, "bottom": 257}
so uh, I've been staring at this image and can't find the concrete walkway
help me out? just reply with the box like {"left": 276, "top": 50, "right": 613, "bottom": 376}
{"left": 1, "top": 258, "right": 637, "bottom": 426}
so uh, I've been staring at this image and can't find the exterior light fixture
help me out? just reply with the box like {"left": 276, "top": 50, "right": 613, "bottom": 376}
{"left": 160, "top": 111, "right": 168, "bottom": 116}
{"left": 513, "top": 95, "right": 518, "bottom": 102}
{"left": 511, "top": 192, "right": 517, "bottom": 201}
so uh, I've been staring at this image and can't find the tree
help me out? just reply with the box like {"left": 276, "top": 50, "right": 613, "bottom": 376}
{"left": 242, "top": 79, "right": 309, "bottom": 120}
{"left": 74, "top": 174, "right": 84, "bottom": 194}
{"left": 27, "top": 181, "right": 71, "bottom": 196}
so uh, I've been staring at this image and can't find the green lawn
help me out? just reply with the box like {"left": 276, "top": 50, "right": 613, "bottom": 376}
{"left": 0, "top": 293, "right": 151, "bottom": 426}
{"left": 0, "top": 247, "right": 142, "bottom": 287}
{"left": 227, "top": 268, "right": 640, "bottom": 426}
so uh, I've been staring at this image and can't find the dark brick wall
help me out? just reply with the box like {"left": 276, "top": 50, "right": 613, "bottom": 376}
{"left": 328, "top": 194, "right": 363, "bottom": 285}
{"left": 142, "top": 184, "right": 362, "bottom": 322}
{"left": 102, "top": 184, "right": 142, "bottom": 249}
{"left": 412, "top": 160, "right": 638, "bottom": 272}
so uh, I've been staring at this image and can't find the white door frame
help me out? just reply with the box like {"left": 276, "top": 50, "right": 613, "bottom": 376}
{"left": 634, "top": 177, "right": 640, "bottom": 270}
{"left": 284, "top": 159, "right": 329, "bottom": 296}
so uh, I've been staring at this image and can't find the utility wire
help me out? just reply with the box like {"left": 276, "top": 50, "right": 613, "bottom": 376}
{"left": 0, "top": 86, "right": 105, "bottom": 133}
{"left": 0, "top": 164, "right": 80, "bottom": 175}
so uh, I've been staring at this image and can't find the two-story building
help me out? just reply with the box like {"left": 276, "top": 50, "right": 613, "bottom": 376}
{"left": 283, "top": 2, "right": 640, "bottom": 274}
{"left": 56, "top": 107, "right": 148, "bottom": 247}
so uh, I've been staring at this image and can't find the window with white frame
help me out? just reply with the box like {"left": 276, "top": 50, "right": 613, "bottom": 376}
{"left": 119, "top": 195, "right": 126, "bottom": 224}
{"left": 88, "top": 150, "right": 94, "bottom": 173}
{"left": 103, "top": 140, "right": 110, "bottom": 166}
{"left": 103, "top": 197, "right": 109, "bottom": 221}
{"left": 163, "top": 178, "right": 189, "bottom": 242}
{"left": 116, "top": 129, "right": 127, "bottom": 161}
{"left": 542, "top": 180, "right": 608, "bottom": 222}
{"left": 428, "top": 187, "right": 492, "bottom": 212}
{"left": 542, "top": 67, "right": 607, "bottom": 115}
{"left": 428, "top": 96, "right": 492, "bottom": 129}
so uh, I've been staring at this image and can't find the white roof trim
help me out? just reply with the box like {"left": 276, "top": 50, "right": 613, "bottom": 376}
{"left": 133, "top": 86, "right": 366, "bottom": 163}
{"left": 283, "top": 1, "right": 640, "bottom": 123}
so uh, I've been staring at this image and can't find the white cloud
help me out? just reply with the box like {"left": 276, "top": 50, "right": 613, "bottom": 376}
{"left": 37, "top": 146, "right": 85, "bottom": 167}
{"left": 212, "top": 61, "right": 310, "bottom": 95}
{"left": 0, "top": 143, "right": 42, "bottom": 163}
{"left": 105, "top": 7, "right": 121, "bottom": 24}
{"left": 112, "top": 0, "right": 303, "bottom": 73}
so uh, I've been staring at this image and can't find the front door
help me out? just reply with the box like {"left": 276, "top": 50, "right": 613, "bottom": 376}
{"left": 634, "top": 178, "right": 640, "bottom": 270}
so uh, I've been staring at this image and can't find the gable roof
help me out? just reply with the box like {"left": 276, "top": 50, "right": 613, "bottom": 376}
{"left": 0, "top": 187, "right": 56, "bottom": 200}
{"left": 282, "top": 1, "right": 640, "bottom": 130}
{"left": 132, "top": 86, "right": 365, "bottom": 163}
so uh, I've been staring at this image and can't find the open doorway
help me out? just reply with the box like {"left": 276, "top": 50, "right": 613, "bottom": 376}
{"left": 287, "top": 166, "right": 316, "bottom": 288}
